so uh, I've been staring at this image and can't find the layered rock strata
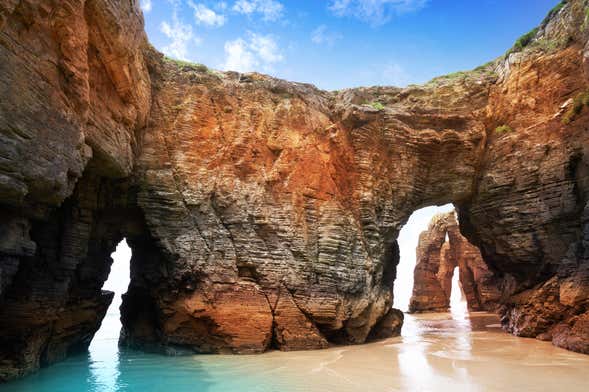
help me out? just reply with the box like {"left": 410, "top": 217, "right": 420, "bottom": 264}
{"left": 409, "top": 212, "right": 503, "bottom": 313}
{"left": 0, "top": 0, "right": 588, "bottom": 382}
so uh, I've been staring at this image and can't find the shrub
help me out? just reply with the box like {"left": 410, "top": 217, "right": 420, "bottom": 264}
{"left": 562, "top": 90, "right": 589, "bottom": 124}
{"left": 505, "top": 27, "right": 540, "bottom": 57}
{"left": 164, "top": 56, "right": 209, "bottom": 73}
{"left": 514, "top": 28, "right": 539, "bottom": 51}
{"left": 367, "top": 102, "right": 385, "bottom": 111}
{"left": 506, "top": 1, "right": 570, "bottom": 57}
{"left": 495, "top": 125, "right": 513, "bottom": 134}
{"left": 473, "top": 61, "right": 494, "bottom": 73}
{"left": 542, "top": 1, "right": 567, "bottom": 26}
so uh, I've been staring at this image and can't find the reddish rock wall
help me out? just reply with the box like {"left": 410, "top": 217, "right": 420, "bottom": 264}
{"left": 0, "top": 0, "right": 588, "bottom": 382}
{"left": 459, "top": 0, "right": 589, "bottom": 353}
{"left": 409, "top": 212, "right": 503, "bottom": 313}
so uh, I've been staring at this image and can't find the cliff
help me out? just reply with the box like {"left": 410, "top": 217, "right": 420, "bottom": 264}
{"left": 0, "top": 0, "right": 588, "bottom": 381}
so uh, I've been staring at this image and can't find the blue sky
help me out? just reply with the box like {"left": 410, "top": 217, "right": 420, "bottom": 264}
{"left": 140, "top": 0, "right": 558, "bottom": 90}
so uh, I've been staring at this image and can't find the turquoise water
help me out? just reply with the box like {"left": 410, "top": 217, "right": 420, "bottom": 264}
{"left": 1, "top": 311, "right": 296, "bottom": 392}
{"left": 4, "top": 310, "right": 589, "bottom": 392}
{"left": 0, "top": 241, "right": 297, "bottom": 392}
{"left": 3, "top": 241, "right": 589, "bottom": 391}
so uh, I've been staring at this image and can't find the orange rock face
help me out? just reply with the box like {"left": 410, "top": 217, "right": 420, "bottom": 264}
{"left": 0, "top": 0, "right": 588, "bottom": 382}
{"left": 409, "top": 212, "right": 503, "bottom": 313}
{"left": 163, "top": 283, "right": 274, "bottom": 354}
{"left": 458, "top": 1, "right": 589, "bottom": 354}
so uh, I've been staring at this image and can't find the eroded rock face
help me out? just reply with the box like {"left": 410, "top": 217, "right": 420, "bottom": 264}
{"left": 409, "top": 212, "right": 503, "bottom": 313}
{"left": 0, "top": 0, "right": 151, "bottom": 379}
{"left": 0, "top": 0, "right": 588, "bottom": 381}
{"left": 409, "top": 214, "right": 454, "bottom": 312}
{"left": 457, "top": 0, "right": 589, "bottom": 354}
{"left": 117, "top": 48, "right": 488, "bottom": 355}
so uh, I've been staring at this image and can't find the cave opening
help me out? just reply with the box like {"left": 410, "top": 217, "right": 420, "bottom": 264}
{"left": 86, "top": 239, "right": 131, "bottom": 385}
{"left": 90, "top": 239, "right": 131, "bottom": 353}
{"left": 393, "top": 204, "right": 455, "bottom": 312}
{"left": 393, "top": 202, "right": 498, "bottom": 316}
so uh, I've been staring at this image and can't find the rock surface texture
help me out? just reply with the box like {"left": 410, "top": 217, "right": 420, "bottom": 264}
{"left": 409, "top": 212, "right": 503, "bottom": 313}
{"left": 1, "top": 0, "right": 589, "bottom": 381}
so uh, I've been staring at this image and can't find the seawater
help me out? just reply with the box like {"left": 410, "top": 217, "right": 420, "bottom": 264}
{"left": 3, "top": 305, "right": 589, "bottom": 392}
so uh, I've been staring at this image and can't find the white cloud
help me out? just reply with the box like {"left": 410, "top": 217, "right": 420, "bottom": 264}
{"left": 311, "top": 25, "right": 342, "bottom": 47}
{"left": 249, "top": 33, "right": 283, "bottom": 63}
{"left": 329, "top": 0, "right": 428, "bottom": 25}
{"left": 232, "top": 0, "right": 284, "bottom": 21}
{"left": 222, "top": 32, "right": 283, "bottom": 73}
{"left": 224, "top": 39, "right": 257, "bottom": 72}
{"left": 188, "top": 1, "right": 226, "bottom": 27}
{"left": 160, "top": 14, "right": 201, "bottom": 60}
{"left": 141, "top": 0, "right": 153, "bottom": 13}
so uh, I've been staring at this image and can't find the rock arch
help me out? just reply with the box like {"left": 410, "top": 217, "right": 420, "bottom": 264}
{"left": 409, "top": 211, "right": 504, "bottom": 313}
{"left": 0, "top": 0, "right": 588, "bottom": 381}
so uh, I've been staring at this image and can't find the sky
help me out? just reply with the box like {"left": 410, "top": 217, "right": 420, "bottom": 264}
{"left": 139, "top": 0, "right": 560, "bottom": 90}
{"left": 104, "top": 240, "right": 131, "bottom": 315}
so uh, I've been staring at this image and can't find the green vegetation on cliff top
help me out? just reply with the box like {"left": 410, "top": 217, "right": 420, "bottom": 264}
{"left": 505, "top": 1, "right": 570, "bottom": 57}
{"left": 425, "top": 0, "right": 572, "bottom": 86}
{"left": 164, "top": 56, "right": 211, "bottom": 73}
{"left": 367, "top": 101, "right": 385, "bottom": 111}
{"left": 424, "top": 60, "right": 497, "bottom": 87}
{"left": 563, "top": 90, "right": 589, "bottom": 124}
{"left": 543, "top": 1, "right": 568, "bottom": 25}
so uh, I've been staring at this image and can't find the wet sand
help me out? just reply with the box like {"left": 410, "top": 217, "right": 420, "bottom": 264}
{"left": 5, "top": 308, "right": 589, "bottom": 392}
{"left": 199, "top": 310, "right": 589, "bottom": 392}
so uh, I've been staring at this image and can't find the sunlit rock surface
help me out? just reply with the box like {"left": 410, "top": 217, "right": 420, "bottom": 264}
{"left": 0, "top": 0, "right": 589, "bottom": 381}
{"left": 409, "top": 212, "right": 503, "bottom": 313}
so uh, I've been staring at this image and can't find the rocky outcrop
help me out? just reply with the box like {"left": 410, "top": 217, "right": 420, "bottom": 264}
{"left": 409, "top": 214, "right": 454, "bottom": 312}
{"left": 0, "top": 0, "right": 151, "bottom": 380}
{"left": 409, "top": 212, "right": 503, "bottom": 313}
{"left": 458, "top": 0, "right": 589, "bottom": 354}
{"left": 0, "top": 0, "right": 589, "bottom": 381}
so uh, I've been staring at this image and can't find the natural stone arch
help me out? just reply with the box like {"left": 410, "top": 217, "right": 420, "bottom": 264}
{"left": 409, "top": 211, "right": 504, "bottom": 313}
{"left": 123, "top": 56, "right": 489, "bottom": 354}
{"left": 0, "top": 161, "right": 169, "bottom": 378}
{"left": 0, "top": 0, "right": 588, "bottom": 382}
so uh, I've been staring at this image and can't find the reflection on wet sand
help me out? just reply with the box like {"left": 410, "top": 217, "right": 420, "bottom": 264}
{"left": 5, "top": 308, "right": 589, "bottom": 392}
{"left": 198, "top": 308, "right": 589, "bottom": 392}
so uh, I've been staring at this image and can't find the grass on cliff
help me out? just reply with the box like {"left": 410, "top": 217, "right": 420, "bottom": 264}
{"left": 369, "top": 102, "right": 385, "bottom": 111}
{"left": 495, "top": 125, "right": 513, "bottom": 134}
{"left": 513, "top": 28, "right": 539, "bottom": 52}
{"left": 562, "top": 90, "right": 589, "bottom": 124}
{"left": 542, "top": 1, "right": 567, "bottom": 26}
{"left": 473, "top": 61, "right": 495, "bottom": 73}
{"left": 362, "top": 101, "right": 385, "bottom": 111}
{"left": 424, "top": 61, "right": 496, "bottom": 87}
{"left": 506, "top": 27, "right": 568, "bottom": 57}
{"left": 505, "top": 0, "right": 569, "bottom": 57}
{"left": 164, "top": 56, "right": 210, "bottom": 73}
